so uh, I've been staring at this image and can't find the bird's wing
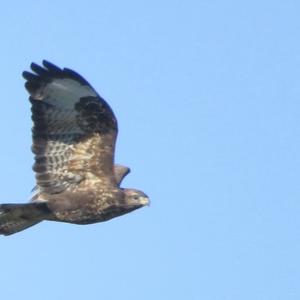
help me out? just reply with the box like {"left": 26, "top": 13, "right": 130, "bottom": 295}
{"left": 23, "top": 60, "right": 118, "bottom": 195}
{"left": 114, "top": 164, "right": 131, "bottom": 186}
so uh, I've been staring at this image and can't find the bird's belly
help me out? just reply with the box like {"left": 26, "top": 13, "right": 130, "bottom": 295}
{"left": 51, "top": 204, "right": 127, "bottom": 225}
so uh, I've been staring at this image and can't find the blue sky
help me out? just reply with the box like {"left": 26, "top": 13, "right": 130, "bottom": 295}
{"left": 1, "top": 1, "right": 300, "bottom": 299}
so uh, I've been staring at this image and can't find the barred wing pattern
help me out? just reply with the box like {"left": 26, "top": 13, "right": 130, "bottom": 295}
{"left": 23, "top": 61, "right": 118, "bottom": 195}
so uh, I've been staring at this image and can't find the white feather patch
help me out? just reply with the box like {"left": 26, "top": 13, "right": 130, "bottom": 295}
{"left": 41, "top": 78, "right": 98, "bottom": 109}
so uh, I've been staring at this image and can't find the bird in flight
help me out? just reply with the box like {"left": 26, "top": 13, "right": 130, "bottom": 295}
{"left": 0, "top": 60, "right": 149, "bottom": 235}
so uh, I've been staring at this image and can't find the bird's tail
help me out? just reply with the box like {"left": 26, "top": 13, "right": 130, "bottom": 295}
{"left": 0, "top": 202, "right": 50, "bottom": 236}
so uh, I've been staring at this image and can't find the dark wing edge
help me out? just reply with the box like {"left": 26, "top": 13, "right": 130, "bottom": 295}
{"left": 23, "top": 60, "right": 92, "bottom": 93}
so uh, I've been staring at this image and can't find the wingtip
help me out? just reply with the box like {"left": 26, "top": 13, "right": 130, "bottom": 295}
{"left": 30, "top": 62, "right": 48, "bottom": 76}
{"left": 42, "top": 60, "right": 61, "bottom": 73}
{"left": 30, "top": 62, "right": 38, "bottom": 69}
{"left": 23, "top": 60, "right": 61, "bottom": 80}
{"left": 22, "top": 70, "right": 38, "bottom": 81}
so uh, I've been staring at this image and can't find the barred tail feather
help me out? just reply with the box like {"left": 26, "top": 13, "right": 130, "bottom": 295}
{"left": 0, "top": 203, "right": 50, "bottom": 236}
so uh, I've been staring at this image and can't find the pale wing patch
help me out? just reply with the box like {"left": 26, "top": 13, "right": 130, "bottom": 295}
{"left": 36, "top": 78, "right": 98, "bottom": 110}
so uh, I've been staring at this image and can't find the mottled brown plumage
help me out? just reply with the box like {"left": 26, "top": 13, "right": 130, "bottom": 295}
{"left": 0, "top": 61, "right": 148, "bottom": 236}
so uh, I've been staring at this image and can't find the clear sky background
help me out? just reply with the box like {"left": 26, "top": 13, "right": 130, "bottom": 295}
{"left": 0, "top": 1, "right": 299, "bottom": 299}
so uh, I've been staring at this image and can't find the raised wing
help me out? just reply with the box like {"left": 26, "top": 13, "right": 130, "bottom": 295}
{"left": 23, "top": 60, "right": 118, "bottom": 194}
{"left": 114, "top": 164, "right": 130, "bottom": 185}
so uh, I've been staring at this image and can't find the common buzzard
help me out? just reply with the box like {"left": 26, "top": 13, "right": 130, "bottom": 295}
{"left": 0, "top": 61, "right": 149, "bottom": 236}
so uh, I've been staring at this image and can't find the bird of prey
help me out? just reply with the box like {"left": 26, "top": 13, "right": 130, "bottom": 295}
{"left": 0, "top": 60, "right": 149, "bottom": 236}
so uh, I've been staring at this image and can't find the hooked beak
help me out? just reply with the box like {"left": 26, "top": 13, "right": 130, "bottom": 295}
{"left": 140, "top": 196, "right": 150, "bottom": 206}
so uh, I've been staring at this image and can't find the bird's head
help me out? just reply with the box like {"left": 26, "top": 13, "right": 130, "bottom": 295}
{"left": 123, "top": 188, "right": 150, "bottom": 209}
